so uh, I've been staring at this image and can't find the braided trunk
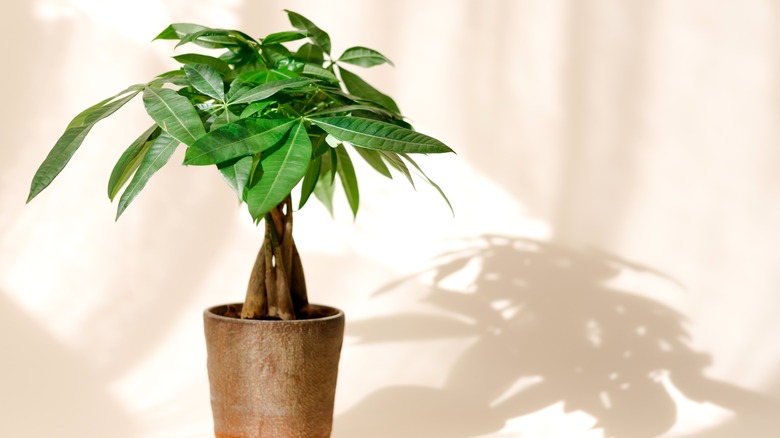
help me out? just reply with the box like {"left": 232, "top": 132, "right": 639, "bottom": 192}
{"left": 241, "top": 196, "right": 309, "bottom": 320}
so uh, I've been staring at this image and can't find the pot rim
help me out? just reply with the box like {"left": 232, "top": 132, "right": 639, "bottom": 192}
{"left": 204, "top": 303, "right": 344, "bottom": 325}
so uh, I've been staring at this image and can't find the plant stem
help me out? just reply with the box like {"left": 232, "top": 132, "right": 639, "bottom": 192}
{"left": 241, "top": 240, "right": 267, "bottom": 319}
{"left": 241, "top": 195, "right": 308, "bottom": 320}
{"left": 290, "top": 243, "right": 309, "bottom": 312}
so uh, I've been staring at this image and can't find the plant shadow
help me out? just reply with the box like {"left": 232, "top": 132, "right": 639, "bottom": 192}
{"left": 335, "top": 235, "right": 780, "bottom": 437}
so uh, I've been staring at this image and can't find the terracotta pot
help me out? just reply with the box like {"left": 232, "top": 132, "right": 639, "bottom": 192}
{"left": 203, "top": 303, "right": 345, "bottom": 438}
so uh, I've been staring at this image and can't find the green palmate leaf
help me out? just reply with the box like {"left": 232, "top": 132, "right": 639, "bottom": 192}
{"left": 310, "top": 117, "right": 453, "bottom": 154}
{"left": 246, "top": 120, "right": 312, "bottom": 219}
{"left": 285, "top": 10, "right": 331, "bottom": 54}
{"left": 227, "top": 77, "right": 314, "bottom": 105}
{"left": 221, "top": 48, "right": 263, "bottom": 71}
{"left": 339, "top": 67, "right": 400, "bottom": 113}
{"left": 218, "top": 155, "right": 253, "bottom": 199}
{"left": 28, "top": 86, "right": 144, "bottom": 202}
{"left": 175, "top": 28, "right": 256, "bottom": 50}
{"left": 353, "top": 146, "right": 392, "bottom": 178}
{"left": 142, "top": 87, "right": 206, "bottom": 146}
{"left": 173, "top": 54, "right": 232, "bottom": 76}
{"left": 248, "top": 154, "right": 264, "bottom": 188}
{"left": 153, "top": 23, "right": 208, "bottom": 41}
{"left": 334, "top": 144, "right": 359, "bottom": 218}
{"left": 262, "top": 31, "right": 307, "bottom": 45}
{"left": 68, "top": 84, "right": 143, "bottom": 129}
{"left": 382, "top": 151, "right": 415, "bottom": 188}
{"left": 313, "top": 178, "right": 335, "bottom": 217}
{"left": 276, "top": 58, "right": 306, "bottom": 74}
{"left": 210, "top": 108, "right": 239, "bottom": 131}
{"left": 323, "top": 147, "right": 338, "bottom": 184}
{"left": 107, "top": 125, "right": 160, "bottom": 200}
{"left": 296, "top": 43, "right": 324, "bottom": 63}
{"left": 298, "top": 154, "right": 321, "bottom": 209}
{"left": 115, "top": 133, "right": 179, "bottom": 219}
{"left": 339, "top": 46, "right": 394, "bottom": 68}
{"left": 240, "top": 101, "right": 273, "bottom": 118}
{"left": 234, "top": 69, "right": 295, "bottom": 87}
{"left": 27, "top": 127, "right": 90, "bottom": 202}
{"left": 401, "top": 153, "right": 453, "bottom": 216}
{"left": 82, "top": 90, "right": 145, "bottom": 127}
{"left": 150, "top": 70, "right": 189, "bottom": 87}
{"left": 310, "top": 131, "right": 331, "bottom": 157}
{"left": 313, "top": 150, "right": 336, "bottom": 216}
{"left": 184, "top": 64, "right": 225, "bottom": 101}
{"left": 185, "top": 118, "right": 295, "bottom": 165}
{"left": 301, "top": 63, "right": 337, "bottom": 83}
{"left": 263, "top": 44, "right": 293, "bottom": 66}
{"left": 309, "top": 104, "right": 399, "bottom": 120}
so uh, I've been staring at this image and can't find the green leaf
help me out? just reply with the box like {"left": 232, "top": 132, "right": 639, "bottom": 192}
{"left": 227, "top": 77, "right": 314, "bottom": 105}
{"left": 150, "top": 69, "right": 190, "bottom": 87}
{"left": 174, "top": 54, "right": 232, "bottom": 76}
{"left": 298, "top": 154, "right": 321, "bottom": 209}
{"left": 296, "top": 43, "right": 324, "bottom": 63}
{"left": 218, "top": 155, "right": 253, "bottom": 199}
{"left": 247, "top": 154, "right": 264, "bottom": 189}
{"left": 301, "top": 63, "right": 337, "bottom": 83}
{"left": 221, "top": 49, "right": 263, "bottom": 71}
{"left": 240, "top": 101, "right": 273, "bottom": 118}
{"left": 313, "top": 151, "right": 336, "bottom": 217}
{"left": 175, "top": 28, "right": 256, "bottom": 50}
{"left": 27, "top": 127, "right": 90, "bottom": 202}
{"left": 69, "top": 84, "right": 144, "bottom": 128}
{"left": 382, "top": 151, "right": 415, "bottom": 188}
{"left": 142, "top": 87, "right": 206, "bottom": 146}
{"left": 339, "top": 46, "right": 394, "bottom": 68}
{"left": 353, "top": 146, "right": 392, "bottom": 178}
{"left": 184, "top": 64, "right": 225, "bottom": 101}
{"left": 401, "top": 153, "right": 453, "bottom": 216}
{"left": 310, "top": 117, "right": 453, "bottom": 154}
{"left": 339, "top": 67, "right": 400, "bottom": 113}
{"left": 308, "top": 104, "right": 399, "bottom": 120}
{"left": 324, "top": 147, "right": 338, "bottom": 184}
{"left": 89, "top": 87, "right": 145, "bottom": 125}
{"left": 246, "top": 120, "right": 312, "bottom": 219}
{"left": 276, "top": 57, "right": 305, "bottom": 73}
{"left": 185, "top": 118, "right": 296, "bottom": 165}
{"left": 310, "top": 131, "right": 332, "bottom": 158}
{"left": 115, "top": 133, "right": 179, "bottom": 219}
{"left": 210, "top": 108, "right": 238, "bottom": 131}
{"left": 28, "top": 86, "right": 144, "bottom": 202}
{"left": 231, "top": 69, "right": 291, "bottom": 87}
{"left": 262, "top": 31, "right": 307, "bottom": 45}
{"left": 263, "top": 44, "right": 293, "bottom": 66}
{"left": 334, "top": 145, "right": 359, "bottom": 218}
{"left": 285, "top": 10, "right": 331, "bottom": 54}
{"left": 153, "top": 23, "right": 208, "bottom": 41}
{"left": 107, "top": 125, "right": 159, "bottom": 200}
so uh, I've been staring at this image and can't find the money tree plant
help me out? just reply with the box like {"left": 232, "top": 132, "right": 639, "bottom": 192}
{"left": 27, "top": 10, "right": 453, "bottom": 321}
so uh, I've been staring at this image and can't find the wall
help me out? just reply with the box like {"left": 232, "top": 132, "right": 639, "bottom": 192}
{"left": 2, "top": 1, "right": 779, "bottom": 436}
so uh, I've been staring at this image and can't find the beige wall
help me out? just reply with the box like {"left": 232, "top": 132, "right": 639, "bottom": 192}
{"left": 2, "top": 0, "right": 780, "bottom": 436}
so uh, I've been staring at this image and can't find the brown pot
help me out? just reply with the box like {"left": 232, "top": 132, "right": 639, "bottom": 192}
{"left": 203, "top": 303, "right": 345, "bottom": 438}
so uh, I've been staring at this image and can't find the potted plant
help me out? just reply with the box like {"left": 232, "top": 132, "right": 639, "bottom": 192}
{"left": 27, "top": 9, "right": 453, "bottom": 438}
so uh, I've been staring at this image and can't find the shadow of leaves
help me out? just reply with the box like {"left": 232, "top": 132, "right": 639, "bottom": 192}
{"left": 336, "top": 234, "right": 780, "bottom": 437}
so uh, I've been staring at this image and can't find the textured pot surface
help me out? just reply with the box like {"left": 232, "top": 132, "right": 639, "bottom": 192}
{"left": 204, "top": 304, "right": 345, "bottom": 438}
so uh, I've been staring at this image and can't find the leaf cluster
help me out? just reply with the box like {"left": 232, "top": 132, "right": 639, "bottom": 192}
{"left": 28, "top": 10, "right": 454, "bottom": 221}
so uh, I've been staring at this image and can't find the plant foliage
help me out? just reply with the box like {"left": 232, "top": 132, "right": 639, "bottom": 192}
{"left": 27, "top": 10, "right": 454, "bottom": 320}
{"left": 28, "top": 10, "right": 453, "bottom": 221}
